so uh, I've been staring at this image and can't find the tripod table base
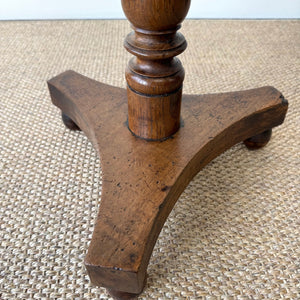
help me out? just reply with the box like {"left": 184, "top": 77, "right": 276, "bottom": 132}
{"left": 48, "top": 70, "right": 288, "bottom": 298}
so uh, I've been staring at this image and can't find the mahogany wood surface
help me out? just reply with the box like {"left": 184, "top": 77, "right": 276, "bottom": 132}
{"left": 122, "top": 0, "right": 191, "bottom": 140}
{"left": 47, "top": 1, "right": 288, "bottom": 298}
{"left": 48, "top": 70, "right": 288, "bottom": 297}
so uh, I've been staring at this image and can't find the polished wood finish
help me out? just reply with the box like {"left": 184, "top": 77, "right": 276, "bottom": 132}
{"left": 48, "top": 1, "right": 288, "bottom": 298}
{"left": 48, "top": 71, "right": 288, "bottom": 297}
{"left": 122, "top": 0, "right": 191, "bottom": 140}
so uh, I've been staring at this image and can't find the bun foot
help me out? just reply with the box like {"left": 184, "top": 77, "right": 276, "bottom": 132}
{"left": 61, "top": 112, "right": 81, "bottom": 131}
{"left": 107, "top": 289, "right": 140, "bottom": 300}
{"left": 243, "top": 129, "right": 272, "bottom": 150}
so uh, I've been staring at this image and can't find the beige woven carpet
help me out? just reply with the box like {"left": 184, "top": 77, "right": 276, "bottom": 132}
{"left": 0, "top": 20, "right": 299, "bottom": 299}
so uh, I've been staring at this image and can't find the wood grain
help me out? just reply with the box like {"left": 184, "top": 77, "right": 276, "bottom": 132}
{"left": 122, "top": 0, "right": 191, "bottom": 140}
{"left": 48, "top": 70, "right": 288, "bottom": 296}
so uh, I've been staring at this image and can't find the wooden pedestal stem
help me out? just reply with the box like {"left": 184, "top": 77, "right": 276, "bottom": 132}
{"left": 122, "top": 0, "right": 191, "bottom": 140}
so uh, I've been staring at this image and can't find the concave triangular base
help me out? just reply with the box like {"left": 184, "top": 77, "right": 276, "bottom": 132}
{"left": 48, "top": 70, "right": 288, "bottom": 298}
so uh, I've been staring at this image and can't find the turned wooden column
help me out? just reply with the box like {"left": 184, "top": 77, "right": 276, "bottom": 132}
{"left": 122, "top": 0, "right": 191, "bottom": 140}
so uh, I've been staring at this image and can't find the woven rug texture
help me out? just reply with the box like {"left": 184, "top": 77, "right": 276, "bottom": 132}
{"left": 0, "top": 20, "right": 299, "bottom": 299}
